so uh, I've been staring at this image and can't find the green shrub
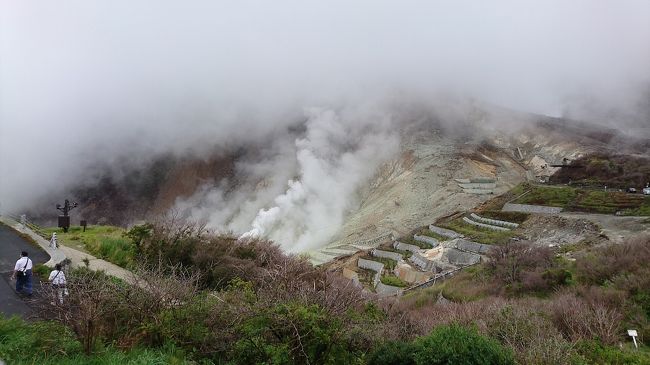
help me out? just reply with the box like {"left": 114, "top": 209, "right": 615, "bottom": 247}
{"left": 573, "top": 340, "right": 650, "bottom": 365}
{"left": 412, "top": 325, "right": 515, "bottom": 365}
{"left": 369, "top": 325, "right": 514, "bottom": 365}
{"left": 32, "top": 263, "right": 51, "bottom": 277}
{"left": 233, "top": 303, "right": 362, "bottom": 365}
{"left": 367, "top": 341, "right": 417, "bottom": 365}
{"left": 380, "top": 275, "right": 409, "bottom": 288}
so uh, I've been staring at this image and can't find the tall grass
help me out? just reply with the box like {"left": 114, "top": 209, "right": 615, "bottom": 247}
{"left": 0, "top": 315, "right": 191, "bottom": 365}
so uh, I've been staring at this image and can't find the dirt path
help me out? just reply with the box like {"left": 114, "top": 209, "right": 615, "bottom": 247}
{"left": 558, "top": 212, "right": 649, "bottom": 243}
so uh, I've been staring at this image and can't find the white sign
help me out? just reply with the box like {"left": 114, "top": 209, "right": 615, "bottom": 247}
{"left": 628, "top": 329, "right": 639, "bottom": 349}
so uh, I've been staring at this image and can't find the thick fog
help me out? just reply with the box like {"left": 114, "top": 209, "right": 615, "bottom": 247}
{"left": 1, "top": 1, "right": 649, "bottom": 251}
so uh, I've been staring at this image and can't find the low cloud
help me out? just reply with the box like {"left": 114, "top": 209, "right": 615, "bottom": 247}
{"left": 1, "top": 1, "right": 649, "bottom": 249}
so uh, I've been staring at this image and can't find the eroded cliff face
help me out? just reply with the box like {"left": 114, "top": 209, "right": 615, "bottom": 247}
{"left": 308, "top": 115, "right": 612, "bottom": 263}
{"left": 322, "top": 130, "right": 528, "bottom": 247}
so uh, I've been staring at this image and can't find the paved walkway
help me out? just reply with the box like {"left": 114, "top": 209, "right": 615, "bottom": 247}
{"left": 58, "top": 245, "right": 134, "bottom": 283}
{"left": 0, "top": 216, "right": 65, "bottom": 268}
{"left": 0, "top": 222, "right": 49, "bottom": 317}
{"left": 0, "top": 216, "right": 134, "bottom": 284}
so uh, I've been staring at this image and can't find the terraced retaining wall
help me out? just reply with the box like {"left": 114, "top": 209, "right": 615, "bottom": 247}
{"left": 357, "top": 258, "right": 384, "bottom": 287}
{"left": 452, "top": 239, "right": 492, "bottom": 254}
{"left": 429, "top": 225, "right": 462, "bottom": 239}
{"left": 413, "top": 234, "right": 439, "bottom": 247}
{"left": 502, "top": 203, "right": 562, "bottom": 214}
{"left": 371, "top": 249, "right": 403, "bottom": 262}
{"left": 445, "top": 248, "right": 481, "bottom": 266}
{"left": 462, "top": 216, "right": 511, "bottom": 231}
{"left": 393, "top": 241, "right": 421, "bottom": 253}
{"left": 469, "top": 213, "right": 519, "bottom": 228}
{"left": 404, "top": 263, "right": 478, "bottom": 292}
{"left": 409, "top": 252, "right": 436, "bottom": 271}
{"left": 376, "top": 282, "right": 403, "bottom": 296}
{"left": 339, "top": 232, "right": 393, "bottom": 248}
{"left": 459, "top": 183, "right": 497, "bottom": 189}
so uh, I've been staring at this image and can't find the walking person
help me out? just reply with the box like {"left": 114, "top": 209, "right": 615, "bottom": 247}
{"left": 49, "top": 232, "right": 58, "bottom": 249}
{"left": 10, "top": 251, "right": 33, "bottom": 296}
{"left": 48, "top": 264, "right": 67, "bottom": 305}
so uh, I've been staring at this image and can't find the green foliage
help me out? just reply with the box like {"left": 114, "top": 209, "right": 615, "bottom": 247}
{"left": 32, "top": 263, "right": 51, "bottom": 277}
{"left": 511, "top": 185, "right": 650, "bottom": 216}
{"left": 233, "top": 303, "right": 362, "bottom": 365}
{"left": 96, "top": 237, "right": 134, "bottom": 267}
{"left": 0, "top": 315, "right": 82, "bottom": 361}
{"left": 542, "top": 267, "right": 574, "bottom": 288}
{"left": 0, "top": 315, "right": 190, "bottom": 365}
{"left": 227, "top": 277, "right": 257, "bottom": 304}
{"left": 515, "top": 186, "right": 578, "bottom": 207}
{"left": 478, "top": 210, "right": 530, "bottom": 224}
{"left": 413, "top": 325, "right": 514, "bottom": 365}
{"left": 369, "top": 325, "right": 514, "bottom": 365}
{"left": 440, "top": 219, "right": 515, "bottom": 245}
{"left": 367, "top": 341, "right": 416, "bottom": 365}
{"left": 380, "top": 275, "right": 408, "bottom": 288}
{"left": 124, "top": 223, "right": 153, "bottom": 254}
{"left": 573, "top": 340, "right": 650, "bottom": 365}
{"left": 153, "top": 296, "right": 216, "bottom": 354}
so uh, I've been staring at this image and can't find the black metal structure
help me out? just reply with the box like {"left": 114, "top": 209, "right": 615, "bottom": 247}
{"left": 56, "top": 199, "right": 78, "bottom": 232}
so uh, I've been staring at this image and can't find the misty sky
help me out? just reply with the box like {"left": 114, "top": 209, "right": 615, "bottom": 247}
{"left": 1, "top": 1, "right": 649, "bottom": 227}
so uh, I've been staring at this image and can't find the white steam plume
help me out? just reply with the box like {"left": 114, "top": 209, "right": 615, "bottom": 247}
{"left": 239, "top": 107, "right": 399, "bottom": 252}
{"left": 179, "top": 106, "right": 400, "bottom": 252}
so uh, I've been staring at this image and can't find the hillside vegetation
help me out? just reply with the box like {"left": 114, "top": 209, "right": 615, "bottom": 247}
{"left": 404, "top": 234, "right": 650, "bottom": 363}
{"left": 511, "top": 183, "right": 650, "bottom": 216}
{"left": 4, "top": 220, "right": 650, "bottom": 364}
{"left": 552, "top": 153, "right": 650, "bottom": 189}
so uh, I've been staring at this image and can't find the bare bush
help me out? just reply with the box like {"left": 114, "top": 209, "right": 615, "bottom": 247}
{"left": 576, "top": 234, "right": 650, "bottom": 285}
{"left": 487, "top": 241, "right": 564, "bottom": 295}
{"left": 487, "top": 302, "right": 574, "bottom": 365}
{"left": 550, "top": 291, "right": 623, "bottom": 345}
